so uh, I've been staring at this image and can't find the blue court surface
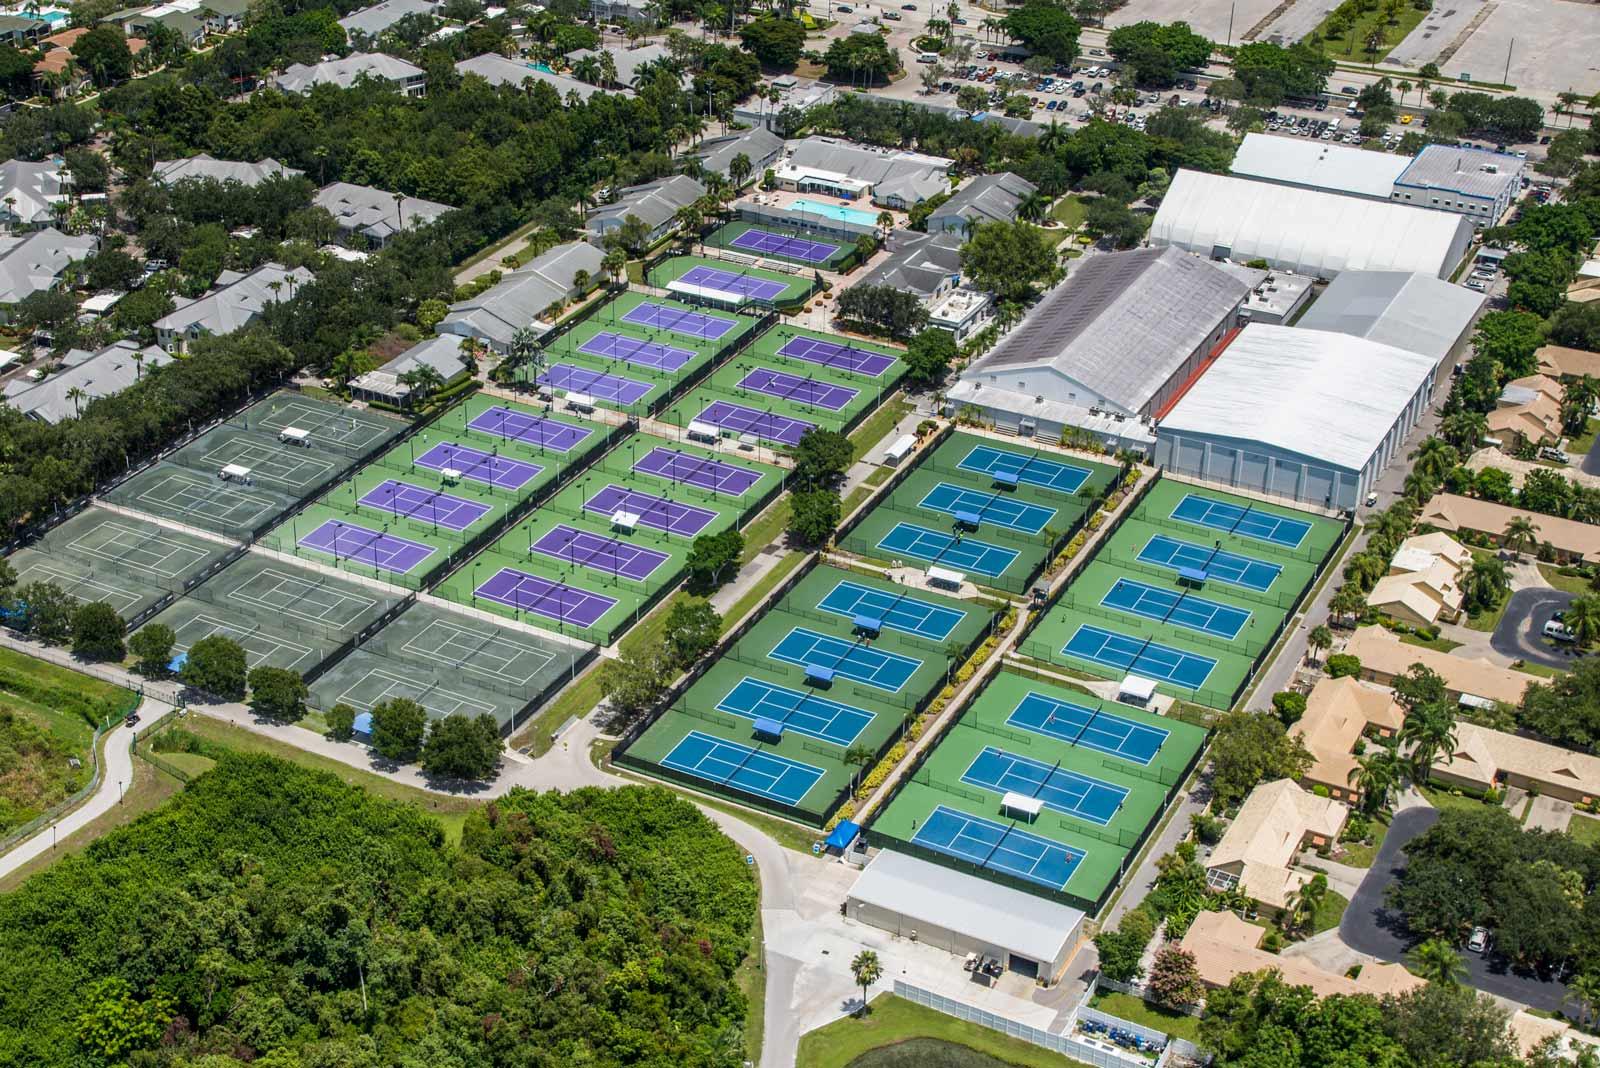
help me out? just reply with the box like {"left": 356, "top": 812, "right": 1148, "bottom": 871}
{"left": 1136, "top": 534, "right": 1282, "bottom": 593}
{"left": 918, "top": 482, "right": 1058, "bottom": 535}
{"left": 816, "top": 580, "right": 966, "bottom": 641}
{"left": 957, "top": 445, "right": 1091, "bottom": 495}
{"left": 912, "top": 805, "right": 1085, "bottom": 891}
{"left": 962, "top": 746, "right": 1129, "bottom": 826}
{"left": 661, "top": 730, "right": 823, "bottom": 806}
{"left": 1063, "top": 625, "right": 1217, "bottom": 689}
{"left": 877, "top": 522, "right": 1019, "bottom": 577}
{"left": 1171, "top": 493, "right": 1312, "bottom": 549}
{"left": 716, "top": 676, "right": 875, "bottom": 746}
{"left": 768, "top": 627, "right": 922, "bottom": 693}
{"left": 1101, "top": 578, "right": 1252, "bottom": 640}
{"left": 1006, "top": 692, "right": 1170, "bottom": 766}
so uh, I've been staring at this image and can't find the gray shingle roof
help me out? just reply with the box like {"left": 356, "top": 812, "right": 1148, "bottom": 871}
{"left": 929, "top": 172, "right": 1036, "bottom": 229}
{"left": 275, "top": 52, "right": 424, "bottom": 93}
{"left": 154, "top": 263, "right": 312, "bottom": 338}
{"left": 965, "top": 246, "right": 1250, "bottom": 413}
{"left": 152, "top": 154, "right": 303, "bottom": 187}
{"left": 439, "top": 241, "right": 604, "bottom": 347}
{"left": 454, "top": 53, "right": 627, "bottom": 100}
{"left": 785, "top": 137, "right": 951, "bottom": 190}
{"left": 690, "top": 127, "right": 783, "bottom": 179}
{"left": 854, "top": 230, "right": 964, "bottom": 298}
{"left": 3, "top": 339, "right": 170, "bottom": 423}
{"left": 589, "top": 174, "right": 704, "bottom": 230}
{"left": 0, "top": 227, "right": 96, "bottom": 306}
{"left": 338, "top": 0, "right": 438, "bottom": 36}
{"left": 314, "top": 181, "right": 452, "bottom": 241}
{"left": 0, "top": 159, "right": 68, "bottom": 228}
{"left": 562, "top": 43, "right": 671, "bottom": 86}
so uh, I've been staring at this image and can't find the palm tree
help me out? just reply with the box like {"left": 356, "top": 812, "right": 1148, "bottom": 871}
{"left": 1399, "top": 702, "right": 1458, "bottom": 784}
{"left": 1463, "top": 555, "right": 1509, "bottom": 614}
{"left": 1557, "top": 90, "right": 1581, "bottom": 126}
{"left": 850, "top": 950, "right": 882, "bottom": 1015}
{"left": 1396, "top": 79, "right": 1413, "bottom": 104}
{"left": 843, "top": 744, "right": 874, "bottom": 791}
{"left": 1307, "top": 623, "right": 1333, "bottom": 666}
{"left": 508, "top": 326, "right": 543, "bottom": 382}
{"left": 1411, "top": 938, "right": 1465, "bottom": 987}
{"left": 601, "top": 246, "right": 627, "bottom": 284}
{"left": 876, "top": 210, "right": 894, "bottom": 235}
{"left": 398, "top": 365, "right": 446, "bottom": 406}
{"left": 1562, "top": 595, "right": 1600, "bottom": 647}
{"left": 66, "top": 385, "right": 87, "bottom": 417}
{"left": 1502, "top": 515, "right": 1539, "bottom": 560}
{"left": 1410, "top": 437, "right": 1459, "bottom": 484}
{"left": 1349, "top": 746, "right": 1403, "bottom": 814}
{"left": 1565, "top": 971, "right": 1600, "bottom": 1030}
{"left": 1285, "top": 873, "right": 1328, "bottom": 937}
{"left": 1330, "top": 583, "right": 1367, "bottom": 625}
{"left": 1439, "top": 411, "right": 1487, "bottom": 452}
{"left": 1016, "top": 191, "right": 1048, "bottom": 224}
{"left": 728, "top": 152, "right": 753, "bottom": 189}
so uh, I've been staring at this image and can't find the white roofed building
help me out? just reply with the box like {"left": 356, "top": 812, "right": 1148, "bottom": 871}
{"left": 454, "top": 53, "right": 625, "bottom": 101}
{"left": 275, "top": 52, "right": 426, "bottom": 96}
{"left": 152, "top": 154, "right": 303, "bottom": 187}
{"left": 0, "top": 158, "right": 69, "bottom": 230}
{"left": 1150, "top": 169, "right": 1474, "bottom": 279}
{"left": 0, "top": 226, "right": 96, "bottom": 319}
{"left": 1153, "top": 324, "right": 1437, "bottom": 510}
{"left": 1392, "top": 144, "right": 1523, "bottom": 227}
{"left": 776, "top": 137, "right": 951, "bottom": 210}
{"left": 2, "top": 339, "right": 170, "bottom": 422}
{"left": 154, "top": 263, "right": 312, "bottom": 352}
{"left": 1295, "top": 270, "right": 1484, "bottom": 371}
{"left": 1230, "top": 132, "right": 1412, "bottom": 200}
{"left": 438, "top": 241, "right": 603, "bottom": 351}
{"left": 337, "top": 0, "right": 437, "bottom": 37}
{"left": 314, "top": 182, "right": 451, "bottom": 246}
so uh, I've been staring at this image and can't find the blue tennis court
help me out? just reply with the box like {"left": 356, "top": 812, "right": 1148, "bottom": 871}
{"left": 912, "top": 805, "right": 1084, "bottom": 891}
{"left": 957, "top": 445, "right": 1091, "bottom": 495}
{"left": 877, "top": 523, "right": 1018, "bottom": 577}
{"left": 1062, "top": 625, "right": 1217, "bottom": 689}
{"left": 1006, "top": 692, "right": 1170, "bottom": 766}
{"left": 716, "top": 676, "right": 874, "bottom": 746}
{"left": 661, "top": 730, "right": 823, "bottom": 806}
{"left": 1136, "top": 534, "right": 1282, "bottom": 593}
{"left": 918, "top": 482, "right": 1058, "bottom": 535}
{"left": 962, "top": 746, "right": 1129, "bottom": 826}
{"left": 1101, "top": 578, "right": 1252, "bottom": 640}
{"left": 1171, "top": 493, "right": 1312, "bottom": 548}
{"left": 768, "top": 627, "right": 922, "bottom": 693}
{"left": 816, "top": 580, "right": 966, "bottom": 641}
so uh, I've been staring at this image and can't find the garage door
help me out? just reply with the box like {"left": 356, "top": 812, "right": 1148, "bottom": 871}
{"left": 1008, "top": 955, "right": 1040, "bottom": 979}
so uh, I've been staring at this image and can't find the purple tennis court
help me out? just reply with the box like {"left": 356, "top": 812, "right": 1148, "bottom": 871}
{"left": 676, "top": 265, "right": 789, "bottom": 302}
{"left": 357, "top": 479, "right": 491, "bottom": 531}
{"left": 737, "top": 367, "right": 859, "bottom": 411}
{"left": 539, "top": 363, "right": 652, "bottom": 406}
{"left": 414, "top": 442, "right": 541, "bottom": 490}
{"left": 584, "top": 483, "right": 718, "bottom": 537}
{"left": 474, "top": 567, "right": 618, "bottom": 628}
{"left": 695, "top": 401, "right": 815, "bottom": 447}
{"left": 730, "top": 228, "right": 841, "bottom": 263}
{"left": 777, "top": 335, "right": 897, "bottom": 377}
{"left": 633, "top": 447, "right": 762, "bottom": 495}
{"left": 621, "top": 301, "right": 736, "bottom": 340}
{"left": 299, "top": 519, "right": 434, "bottom": 574}
{"left": 578, "top": 331, "right": 696, "bottom": 372}
{"left": 469, "top": 406, "right": 593, "bottom": 453}
{"left": 528, "top": 523, "right": 670, "bottom": 580}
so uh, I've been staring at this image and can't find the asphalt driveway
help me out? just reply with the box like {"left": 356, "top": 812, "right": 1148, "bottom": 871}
{"left": 1341, "top": 806, "right": 1573, "bottom": 1012}
{"left": 1490, "top": 588, "right": 1583, "bottom": 670}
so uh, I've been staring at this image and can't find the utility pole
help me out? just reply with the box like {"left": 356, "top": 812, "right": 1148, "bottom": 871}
{"left": 1502, "top": 38, "right": 1513, "bottom": 88}
{"left": 1226, "top": 0, "right": 1234, "bottom": 47}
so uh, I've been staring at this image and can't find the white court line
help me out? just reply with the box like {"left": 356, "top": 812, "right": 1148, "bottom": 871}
{"left": 173, "top": 614, "right": 314, "bottom": 669}
{"left": 17, "top": 563, "right": 141, "bottom": 612}
{"left": 136, "top": 472, "right": 270, "bottom": 522}
{"left": 336, "top": 667, "right": 497, "bottom": 718}
{"left": 227, "top": 567, "right": 378, "bottom": 626}
{"left": 258, "top": 401, "right": 389, "bottom": 446}
{"left": 200, "top": 440, "right": 335, "bottom": 486}
{"left": 402, "top": 619, "right": 555, "bottom": 684}
{"left": 66, "top": 522, "right": 206, "bottom": 578}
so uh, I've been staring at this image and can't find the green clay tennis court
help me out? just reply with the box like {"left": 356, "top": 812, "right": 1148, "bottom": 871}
{"left": 840, "top": 432, "right": 1119, "bottom": 594}
{"left": 616, "top": 563, "right": 996, "bottom": 823}
{"left": 1022, "top": 478, "right": 1345, "bottom": 709}
{"left": 431, "top": 432, "right": 783, "bottom": 645}
{"left": 871, "top": 669, "right": 1206, "bottom": 910}
{"left": 647, "top": 254, "right": 816, "bottom": 308}
{"left": 703, "top": 219, "right": 857, "bottom": 270}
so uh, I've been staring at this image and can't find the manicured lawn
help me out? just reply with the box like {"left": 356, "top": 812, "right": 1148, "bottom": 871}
{"left": 1465, "top": 592, "right": 1512, "bottom": 633}
{"left": 1511, "top": 659, "right": 1566, "bottom": 678}
{"left": 1310, "top": 888, "right": 1351, "bottom": 935}
{"left": 1338, "top": 812, "right": 1390, "bottom": 868}
{"left": 1401, "top": 633, "right": 1462, "bottom": 654}
{"left": 1313, "top": 4, "right": 1429, "bottom": 62}
{"left": 1421, "top": 784, "right": 1499, "bottom": 818}
{"left": 867, "top": 465, "right": 894, "bottom": 486}
{"left": 1538, "top": 564, "right": 1593, "bottom": 595}
{"left": 741, "top": 494, "right": 793, "bottom": 565}
{"left": 1567, "top": 420, "right": 1598, "bottom": 455}
{"left": 850, "top": 396, "right": 914, "bottom": 463}
{"left": 1088, "top": 991, "right": 1202, "bottom": 1043}
{"left": 844, "top": 485, "right": 872, "bottom": 516}
{"left": 1049, "top": 195, "right": 1089, "bottom": 231}
{"left": 797, "top": 994, "right": 1082, "bottom": 1068}
{"left": 1569, "top": 813, "right": 1600, "bottom": 847}
{"left": 723, "top": 549, "right": 808, "bottom": 629}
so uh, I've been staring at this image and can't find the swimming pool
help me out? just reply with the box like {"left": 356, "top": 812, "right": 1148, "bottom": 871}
{"left": 786, "top": 199, "right": 880, "bottom": 227}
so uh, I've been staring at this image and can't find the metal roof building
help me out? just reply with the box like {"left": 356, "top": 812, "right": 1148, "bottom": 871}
{"left": 1150, "top": 169, "right": 1474, "bottom": 279}
{"left": 846, "top": 850, "right": 1085, "bottom": 980}
{"left": 1295, "top": 270, "right": 1484, "bottom": 369}
{"left": 927, "top": 172, "right": 1037, "bottom": 234}
{"left": 1229, "top": 133, "right": 1411, "bottom": 200}
{"left": 438, "top": 241, "right": 603, "bottom": 350}
{"left": 1392, "top": 144, "right": 1523, "bottom": 227}
{"left": 1154, "top": 324, "right": 1438, "bottom": 510}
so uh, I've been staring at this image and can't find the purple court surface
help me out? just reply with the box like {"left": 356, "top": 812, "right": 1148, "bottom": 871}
{"left": 737, "top": 367, "right": 859, "bottom": 411}
{"left": 633, "top": 447, "right": 762, "bottom": 495}
{"left": 414, "top": 442, "right": 541, "bottom": 490}
{"left": 357, "top": 479, "right": 491, "bottom": 531}
{"left": 528, "top": 523, "right": 670, "bottom": 580}
{"left": 474, "top": 567, "right": 617, "bottom": 628}
{"left": 621, "top": 301, "right": 735, "bottom": 340}
{"left": 299, "top": 519, "right": 434, "bottom": 574}
{"left": 538, "top": 363, "right": 652, "bottom": 406}
{"left": 695, "top": 401, "right": 815, "bottom": 446}
{"left": 677, "top": 265, "right": 788, "bottom": 302}
{"left": 730, "top": 228, "right": 840, "bottom": 263}
{"left": 578, "top": 331, "right": 696, "bottom": 372}
{"left": 469, "top": 406, "right": 593, "bottom": 453}
{"left": 777, "top": 335, "right": 896, "bottom": 377}
{"left": 583, "top": 483, "right": 718, "bottom": 537}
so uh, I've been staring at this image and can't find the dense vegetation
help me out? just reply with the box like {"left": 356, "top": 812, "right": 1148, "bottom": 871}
{"left": 0, "top": 754, "right": 757, "bottom": 1066}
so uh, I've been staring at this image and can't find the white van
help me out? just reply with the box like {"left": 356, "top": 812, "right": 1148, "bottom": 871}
{"left": 1544, "top": 619, "right": 1577, "bottom": 643}
{"left": 917, "top": 52, "right": 939, "bottom": 64}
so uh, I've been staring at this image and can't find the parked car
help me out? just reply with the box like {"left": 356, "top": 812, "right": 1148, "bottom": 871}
{"left": 1468, "top": 926, "right": 1493, "bottom": 953}
{"left": 1541, "top": 446, "right": 1571, "bottom": 464}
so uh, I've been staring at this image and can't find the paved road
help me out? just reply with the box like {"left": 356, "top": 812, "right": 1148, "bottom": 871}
{"left": 0, "top": 704, "right": 149, "bottom": 881}
{"left": 1490, "top": 587, "right": 1584, "bottom": 669}
{"left": 1341, "top": 806, "right": 1574, "bottom": 1012}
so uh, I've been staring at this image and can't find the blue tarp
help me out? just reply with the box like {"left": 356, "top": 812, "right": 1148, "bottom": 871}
{"left": 826, "top": 820, "right": 861, "bottom": 850}
{"left": 167, "top": 651, "right": 188, "bottom": 673}
{"left": 352, "top": 712, "right": 373, "bottom": 735}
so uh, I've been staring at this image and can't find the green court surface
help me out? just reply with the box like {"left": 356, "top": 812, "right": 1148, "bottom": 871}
{"left": 257, "top": 393, "right": 610, "bottom": 587}
{"left": 431, "top": 432, "right": 783, "bottom": 645}
{"left": 703, "top": 219, "right": 856, "bottom": 270}
{"left": 777, "top": 563, "right": 995, "bottom": 652}
{"left": 838, "top": 432, "right": 1119, "bottom": 595}
{"left": 517, "top": 290, "right": 763, "bottom": 413}
{"left": 616, "top": 563, "right": 995, "bottom": 824}
{"left": 871, "top": 668, "right": 1206, "bottom": 910}
{"left": 647, "top": 254, "right": 815, "bottom": 307}
{"left": 1021, "top": 478, "right": 1345, "bottom": 709}
{"left": 745, "top": 323, "right": 907, "bottom": 388}
{"left": 7, "top": 506, "right": 235, "bottom": 623}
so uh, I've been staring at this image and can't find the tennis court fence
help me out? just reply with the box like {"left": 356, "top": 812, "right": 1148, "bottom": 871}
{"left": 963, "top": 715, "right": 1037, "bottom": 748}
{"left": 1011, "top": 639, "right": 1240, "bottom": 714}
{"left": 1132, "top": 508, "right": 1327, "bottom": 564}
{"left": 920, "top": 455, "right": 1111, "bottom": 506}
{"left": 612, "top": 743, "right": 835, "bottom": 826}
{"left": 1097, "top": 552, "right": 1301, "bottom": 612}
{"left": 1047, "top": 597, "right": 1269, "bottom": 660}
{"left": 298, "top": 592, "right": 414, "bottom": 686}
